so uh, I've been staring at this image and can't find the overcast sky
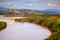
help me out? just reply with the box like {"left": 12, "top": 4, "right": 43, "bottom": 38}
{"left": 0, "top": 0, "right": 60, "bottom": 10}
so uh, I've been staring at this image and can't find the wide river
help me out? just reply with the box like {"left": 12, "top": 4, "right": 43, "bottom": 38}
{"left": 0, "top": 18, "right": 51, "bottom": 40}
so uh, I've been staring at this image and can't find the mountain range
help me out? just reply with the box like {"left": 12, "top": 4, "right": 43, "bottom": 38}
{"left": 0, "top": 7, "right": 8, "bottom": 11}
{"left": 0, "top": 7, "right": 48, "bottom": 16}
{"left": 41, "top": 9, "right": 60, "bottom": 14}
{"left": 0, "top": 7, "right": 60, "bottom": 17}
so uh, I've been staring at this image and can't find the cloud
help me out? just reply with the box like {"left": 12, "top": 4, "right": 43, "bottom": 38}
{"left": 48, "top": 3, "right": 56, "bottom": 7}
{"left": 29, "top": 0, "right": 39, "bottom": 2}
{"left": 0, "top": 2, "right": 6, "bottom": 6}
{"left": 7, "top": 2, "right": 14, "bottom": 5}
{"left": 14, "top": 5, "right": 16, "bottom": 7}
{"left": 7, "top": 2, "right": 10, "bottom": 5}
{"left": 0, "top": 3, "right": 5, "bottom": 5}
{"left": 26, "top": 4, "right": 33, "bottom": 6}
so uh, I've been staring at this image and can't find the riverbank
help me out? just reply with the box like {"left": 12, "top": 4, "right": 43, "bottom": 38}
{"left": 15, "top": 16, "right": 60, "bottom": 40}
{"left": 0, "top": 16, "right": 60, "bottom": 40}
{"left": 0, "top": 18, "right": 51, "bottom": 40}
{"left": 0, "top": 15, "right": 28, "bottom": 20}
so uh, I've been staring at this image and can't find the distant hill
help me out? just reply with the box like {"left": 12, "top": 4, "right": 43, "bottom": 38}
{"left": 6, "top": 9, "right": 49, "bottom": 16}
{"left": 42, "top": 9, "right": 60, "bottom": 14}
{"left": 0, "top": 7, "right": 49, "bottom": 17}
{"left": 0, "top": 7, "right": 8, "bottom": 11}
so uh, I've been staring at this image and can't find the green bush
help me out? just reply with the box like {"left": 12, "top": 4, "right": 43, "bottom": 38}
{"left": 37, "top": 19, "right": 44, "bottom": 24}
{"left": 45, "top": 31, "right": 60, "bottom": 40}
{"left": 45, "top": 20, "right": 60, "bottom": 40}
{"left": 27, "top": 18, "right": 35, "bottom": 23}
{"left": 47, "top": 20, "right": 60, "bottom": 32}
{"left": 15, "top": 19, "right": 21, "bottom": 22}
{"left": 0, "top": 21, "right": 7, "bottom": 31}
{"left": 37, "top": 19, "right": 60, "bottom": 40}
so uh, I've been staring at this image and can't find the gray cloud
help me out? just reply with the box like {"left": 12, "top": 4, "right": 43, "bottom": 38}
{"left": 0, "top": 0, "right": 60, "bottom": 9}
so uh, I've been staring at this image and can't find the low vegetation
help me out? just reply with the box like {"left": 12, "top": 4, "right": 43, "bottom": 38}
{"left": 15, "top": 15, "right": 60, "bottom": 40}
{"left": 45, "top": 31, "right": 60, "bottom": 40}
{"left": 0, "top": 21, "right": 7, "bottom": 31}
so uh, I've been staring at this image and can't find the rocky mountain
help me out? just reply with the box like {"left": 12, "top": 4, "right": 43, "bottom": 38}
{"left": 0, "top": 7, "right": 49, "bottom": 17}
{"left": 3, "top": 9, "right": 48, "bottom": 17}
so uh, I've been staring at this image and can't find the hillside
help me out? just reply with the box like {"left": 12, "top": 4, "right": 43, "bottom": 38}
{"left": 0, "top": 8, "right": 49, "bottom": 17}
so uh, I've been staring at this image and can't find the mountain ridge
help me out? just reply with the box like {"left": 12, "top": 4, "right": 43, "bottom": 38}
{"left": 0, "top": 7, "right": 48, "bottom": 16}
{"left": 0, "top": 7, "right": 8, "bottom": 11}
{"left": 42, "top": 9, "right": 60, "bottom": 14}
{"left": 0, "top": 7, "right": 60, "bottom": 17}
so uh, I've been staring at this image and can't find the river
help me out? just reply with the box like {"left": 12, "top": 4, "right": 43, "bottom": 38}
{"left": 0, "top": 18, "right": 51, "bottom": 40}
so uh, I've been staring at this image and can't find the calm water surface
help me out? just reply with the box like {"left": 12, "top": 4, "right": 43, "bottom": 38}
{"left": 0, "top": 18, "right": 51, "bottom": 40}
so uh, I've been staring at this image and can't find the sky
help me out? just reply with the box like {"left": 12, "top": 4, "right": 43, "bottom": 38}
{"left": 0, "top": 0, "right": 60, "bottom": 10}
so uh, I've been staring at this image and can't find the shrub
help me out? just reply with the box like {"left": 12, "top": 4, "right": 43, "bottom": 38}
{"left": 37, "top": 19, "right": 44, "bottom": 24}
{"left": 47, "top": 20, "right": 60, "bottom": 32}
{"left": 45, "top": 31, "right": 60, "bottom": 40}
{"left": 0, "top": 21, "right": 7, "bottom": 31}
